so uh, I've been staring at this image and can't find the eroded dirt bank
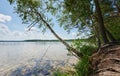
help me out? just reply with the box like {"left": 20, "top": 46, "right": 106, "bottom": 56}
{"left": 90, "top": 44, "right": 120, "bottom": 76}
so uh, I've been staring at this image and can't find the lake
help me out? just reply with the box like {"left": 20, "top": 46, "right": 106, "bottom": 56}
{"left": 0, "top": 41, "right": 77, "bottom": 76}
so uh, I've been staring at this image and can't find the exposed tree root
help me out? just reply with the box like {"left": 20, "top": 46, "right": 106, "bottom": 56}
{"left": 90, "top": 43, "right": 120, "bottom": 76}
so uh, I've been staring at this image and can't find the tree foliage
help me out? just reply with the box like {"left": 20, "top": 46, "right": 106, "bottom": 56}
{"left": 8, "top": 0, "right": 83, "bottom": 57}
{"left": 62, "top": 0, "right": 120, "bottom": 43}
{"left": 8, "top": 0, "right": 120, "bottom": 54}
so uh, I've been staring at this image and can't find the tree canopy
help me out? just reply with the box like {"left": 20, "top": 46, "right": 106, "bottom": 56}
{"left": 62, "top": 0, "right": 120, "bottom": 43}
{"left": 8, "top": 0, "right": 120, "bottom": 49}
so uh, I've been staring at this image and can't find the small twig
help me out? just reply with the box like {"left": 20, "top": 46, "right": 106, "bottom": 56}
{"left": 26, "top": 20, "right": 38, "bottom": 31}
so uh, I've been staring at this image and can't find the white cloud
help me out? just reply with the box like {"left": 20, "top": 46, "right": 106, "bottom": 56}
{"left": 71, "top": 32, "right": 77, "bottom": 37}
{"left": 0, "top": 23, "right": 57, "bottom": 40}
{"left": 70, "top": 32, "right": 84, "bottom": 39}
{"left": 0, "top": 23, "right": 77, "bottom": 40}
{"left": 0, "top": 23, "right": 11, "bottom": 34}
{"left": 0, "top": 13, "right": 12, "bottom": 23}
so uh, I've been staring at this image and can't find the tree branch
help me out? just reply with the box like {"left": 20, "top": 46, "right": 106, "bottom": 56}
{"left": 32, "top": 10, "right": 83, "bottom": 58}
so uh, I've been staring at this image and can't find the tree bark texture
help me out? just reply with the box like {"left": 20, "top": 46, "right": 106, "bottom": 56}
{"left": 94, "top": 0, "right": 109, "bottom": 44}
{"left": 90, "top": 43, "right": 120, "bottom": 76}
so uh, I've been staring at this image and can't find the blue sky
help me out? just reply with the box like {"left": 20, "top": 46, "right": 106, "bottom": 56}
{"left": 0, "top": 0, "right": 78, "bottom": 40}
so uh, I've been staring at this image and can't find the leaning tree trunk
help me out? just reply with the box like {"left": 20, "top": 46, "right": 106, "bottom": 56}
{"left": 43, "top": 20, "right": 83, "bottom": 57}
{"left": 35, "top": 11, "right": 83, "bottom": 58}
{"left": 90, "top": 43, "right": 120, "bottom": 76}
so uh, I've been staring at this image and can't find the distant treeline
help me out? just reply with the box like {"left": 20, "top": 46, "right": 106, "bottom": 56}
{"left": 24, "top": 39, "right": 75, "bottom": 42}
{"left": 0, "top": 39, "right": 87, "bottom": 42}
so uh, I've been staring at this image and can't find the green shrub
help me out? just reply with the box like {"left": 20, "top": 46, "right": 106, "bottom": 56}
{"left": 75, "top": 56, "right": 90, "bottom": 76}
{"left": 80, "top": 45, "right": 97, "bottom": 56}
{"left": 75, "top": 45, "right": 96, "bottom": 76}
{"left": 72, "top": 39, "right": 97, "bottom": 76}
{"left": 54, "top": 39, "right": 97, "bottom": 76}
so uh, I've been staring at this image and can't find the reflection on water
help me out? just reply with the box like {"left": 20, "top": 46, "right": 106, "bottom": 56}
{"left": 0, "top": 42, "right": 77, "bottom": 75}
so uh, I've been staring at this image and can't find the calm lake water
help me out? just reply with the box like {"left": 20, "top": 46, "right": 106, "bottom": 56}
{"left": 0, "top": 41, "right": 77, "bottom": 75}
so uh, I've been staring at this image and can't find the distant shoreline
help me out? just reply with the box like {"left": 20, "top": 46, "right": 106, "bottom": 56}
{"left": 0, "top": 39, "right": 75, "bottom": 42}
{"left": 0, "top": 39, "right": 87, "bottom": 42}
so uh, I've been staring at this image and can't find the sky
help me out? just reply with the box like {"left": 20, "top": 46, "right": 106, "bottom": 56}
{"left": 0, "top": 0, "right": 79, "bottom": 40}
